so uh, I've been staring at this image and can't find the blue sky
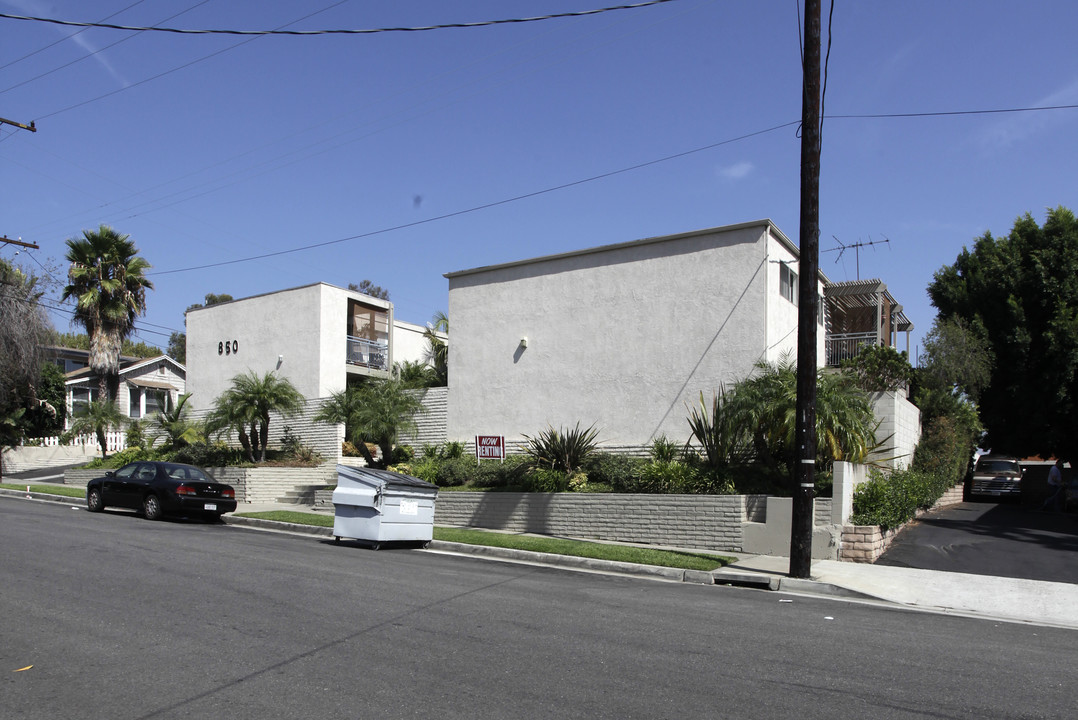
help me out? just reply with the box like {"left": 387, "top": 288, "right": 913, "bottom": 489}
{"left": 2, "top": 1, "right": 1076, "bottom": 361}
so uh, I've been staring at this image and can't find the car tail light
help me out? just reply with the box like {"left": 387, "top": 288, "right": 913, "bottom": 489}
{"left": 175, "top": 484, "right": 197, "bottom": 496}
{"left": 222, "top": 488, "right": 235, "bottom": 499}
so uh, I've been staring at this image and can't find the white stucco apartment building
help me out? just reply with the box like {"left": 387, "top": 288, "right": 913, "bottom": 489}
{"left": 185, "top": 282, "right": 437, "bottom": 460}
{"left": 445, "top": 219, "right": 828, "bottom": 451}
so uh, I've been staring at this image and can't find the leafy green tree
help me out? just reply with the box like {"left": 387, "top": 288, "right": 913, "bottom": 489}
{"left": 315, "top": 379, "right": 423, "bottom": 469}
{"left": 840, "top": 344, "right": 914, "bottom": 393}
{"left": 916, "top": 317, "right": 993, "bottom": 402}
{"left": 207, "top": 372, "right": 304, "bottom": 462}
{"left": 60, "top": 225, "right": 153, "bottom": 400}
{"left": 1, "top": 259, "right": 50, "bottom": 425}
{"left": 927, "top": 206, "right": 1078, "bottom": 459}
{"left": 348, "top": 280, "right": 389, "bottom": 300}
{"left": 21, "top": 363, "right": 66, "bottom": 438}
{"left": 67, "top": 400, "right": 126, "bottom": 458}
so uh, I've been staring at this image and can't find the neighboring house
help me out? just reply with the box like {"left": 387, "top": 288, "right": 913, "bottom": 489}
{"left": 444, "top": 219, "right": 829, "bottom": 451}
{"left": 44, "top": 345, "right": 139, "bottom": 375}
{"left": 185, "top": 282, "right": 441, "bottom": 461}
{"left": 64, "top": 355, "right": 186, "bottom": 426}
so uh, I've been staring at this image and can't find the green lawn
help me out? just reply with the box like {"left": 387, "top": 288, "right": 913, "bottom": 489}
{"left": 1, "top": 483, "right": 86, "bottom": 499}
{"left": 236, "top": 510, "right": 734, "bottom": 571}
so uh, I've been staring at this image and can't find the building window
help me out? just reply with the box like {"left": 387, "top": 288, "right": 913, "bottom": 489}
{"left": 780, "top": 263, "right": 799, "bottom": 306}
{"left": 129, "top": 388, "right": 141, "bottom": 419}
{"left": 145, "top": 390, "right": 167, "bottom": 416}
{"left": 72, "top": 387, "right": 95, "bottom": 415}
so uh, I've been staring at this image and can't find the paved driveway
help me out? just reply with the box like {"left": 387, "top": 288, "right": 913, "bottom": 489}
{"left": 876, "top": 501, "right": 1078, "bottom": 584}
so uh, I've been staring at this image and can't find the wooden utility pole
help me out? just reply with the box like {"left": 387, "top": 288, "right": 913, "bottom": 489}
{"left": 1, "top": 236, "right": 39, "bottom": 250}
{"left": 0, "top": 116, "right": 36, "bottom": 132}
{"left": 791, "top": 0, "right": 822, "bottom": 579}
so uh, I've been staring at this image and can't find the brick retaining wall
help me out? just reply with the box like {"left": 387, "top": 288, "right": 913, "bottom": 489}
{"left": 839, "top": 484, "right": 966, "bottom": 563}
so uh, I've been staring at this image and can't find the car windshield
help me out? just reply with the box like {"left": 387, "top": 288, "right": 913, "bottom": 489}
{"left": 162, "top": 464, "right": 212, "bottom": 482}
{"left": 977, "top": 459, "right": 1021, "bottom": 473}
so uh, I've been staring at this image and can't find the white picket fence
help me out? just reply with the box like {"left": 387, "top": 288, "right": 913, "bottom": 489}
{"left": 26, "top": 432, "right": 128, "bottom": 453}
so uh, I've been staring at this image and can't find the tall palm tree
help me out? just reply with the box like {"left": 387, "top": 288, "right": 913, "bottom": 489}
{"left": 60, "top": 225, "right": 153, "bottom": 401}
{"left": 208, "top": 371, "right": 304, "bottom": 462}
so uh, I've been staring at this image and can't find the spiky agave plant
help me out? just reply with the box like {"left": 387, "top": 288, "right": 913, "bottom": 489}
{"left": 522, "top": 423, "right": 600, "bottom": 474}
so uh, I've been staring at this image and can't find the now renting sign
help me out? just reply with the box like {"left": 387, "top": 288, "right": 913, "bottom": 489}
{"left": 475, "top": 435, "right": 505, "bottom": 461}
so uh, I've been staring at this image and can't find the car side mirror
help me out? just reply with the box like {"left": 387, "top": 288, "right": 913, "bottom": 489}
{"left": 105, "top": 471, "right": 115, "bottom": 478}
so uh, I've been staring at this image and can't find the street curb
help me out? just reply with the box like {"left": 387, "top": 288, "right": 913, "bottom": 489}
{"left": 0, "top": 488, "right": 84, "bottom": 505}
{"left": 4, "top": 492, "right": 859, "bottom": 598}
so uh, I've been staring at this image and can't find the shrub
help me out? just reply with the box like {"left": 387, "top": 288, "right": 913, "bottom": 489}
{"left": 525, "top": 467, "right": 570, "bottom": 493}
{"left": 649, "top": 435, "right": 682, "bottom": 463}
{"left": 523, "top": 423, "right": 599, "bottom": 473}
{"left": 850, "top": 468, "right": 951, "bottom": 530}
{"left": 342, "top": 441, "right": 363, "bottom": 457}
{"left": 172, "top": 441, "right": 251, "bottom": 468}
{"left": 391, "top": 444, "right": 415, "bottom": 464}
{"left": 583, "top": 452, "right": 646, "bottom": 490}
{"left": 434, "top": 456, "right": 477, "bottom": 487}
{"left": 82, "top": 446, "right": 155, "bottom": 469}
{"left": 471, "top": 455, "right": 531, "bottom": 489}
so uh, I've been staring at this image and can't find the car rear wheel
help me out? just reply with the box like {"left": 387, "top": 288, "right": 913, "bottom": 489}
{"left": 143, "top": 494, "right": 163, "bottom": 521}
{"left": 86, "top": 488, "right": 104, "bottom": 512}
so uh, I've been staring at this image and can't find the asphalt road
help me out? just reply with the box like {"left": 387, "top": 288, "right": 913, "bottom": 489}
{"left": 877, "top": 502, "right": 1078, "bottom": 584}
{"left": 3, "top": 497, "right": 1075, "bottom": 720}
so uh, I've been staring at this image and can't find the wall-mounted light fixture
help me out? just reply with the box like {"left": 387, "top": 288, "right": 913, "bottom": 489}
{"left": 519, "top": 337, "right": 528, "bottom": 349}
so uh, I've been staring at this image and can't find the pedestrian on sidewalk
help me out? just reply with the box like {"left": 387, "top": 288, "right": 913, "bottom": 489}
{"left": 1041, "top": 458, "right": 1066, "bottom": 512}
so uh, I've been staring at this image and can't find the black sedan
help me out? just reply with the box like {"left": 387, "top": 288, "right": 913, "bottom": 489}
{"left": 86, "top": 461, "right": 237, "bottom": 521}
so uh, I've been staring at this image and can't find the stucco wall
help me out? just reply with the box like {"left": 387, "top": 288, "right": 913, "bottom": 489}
{"left": 446, "top": 221, "right": 827, "bottom": 448}
{"left": 186, "top": 283, "right": 399, "bottom": 412}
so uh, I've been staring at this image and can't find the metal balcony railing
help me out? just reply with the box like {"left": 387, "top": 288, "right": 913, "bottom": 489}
{"left": 826, "top": 332, "right": 878, "bottom": 366}
{"left": 346, "top": 336, "right": 389, "bottom": 371}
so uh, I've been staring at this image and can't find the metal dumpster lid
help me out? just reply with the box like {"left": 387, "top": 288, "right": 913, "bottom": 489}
{"left": 336, "top": 464, "right": 438, "bottom": 492}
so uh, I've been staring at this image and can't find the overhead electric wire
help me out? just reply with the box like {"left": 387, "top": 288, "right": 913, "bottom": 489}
{"left": 141, "top": 99, "right": 1078, "bottom": 277}
{"left": 0, "top": 1, "right": 680, "bottom": 36}
{"left": 152, "top": 120, "right": 801, "bottom": 276}
{"left": 0, "top": 1, "right": 214, "bottom": 97}
{"left": 31, "top": 0, "right": 352, "bottom": 122}
{"left": 0, "top": 0, "right": 146, "bottom": 73}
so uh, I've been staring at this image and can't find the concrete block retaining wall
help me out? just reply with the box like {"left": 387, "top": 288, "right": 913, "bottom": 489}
{"left": 432, "top": 492, "right": 773, "bottom": 553}
{"left": 64, "top": 466, "right": 336, "bottom": 504}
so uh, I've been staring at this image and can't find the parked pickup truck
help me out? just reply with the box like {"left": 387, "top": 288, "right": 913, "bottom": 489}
{"left": 968, "top": 455, "right": 1024, "bottom": 499}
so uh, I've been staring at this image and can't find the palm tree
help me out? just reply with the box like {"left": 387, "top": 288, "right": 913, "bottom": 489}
{"left": 151, "top": 392, "right": 202, "bottom": 451}
{"left": 60, "top": 226, "right": 153, "bottom": 401}
{"left": 207, "top": 372, "right": 304, "bottom": 462}
{"left": 315, "top": 379, "right": 423, "bottom": 469}
{"left": 67, "top": 400, "right": 126, "bottom": 459}
{"left": 422, "top": 311, "right": 448, "bottom": 386}
{"left": 728, "top": 355, "right": 878, "bottom": 472}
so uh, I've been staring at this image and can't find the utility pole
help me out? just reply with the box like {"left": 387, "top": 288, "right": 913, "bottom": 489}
{"left": 791, "top": 0, "right": 822, "bottom": 580}
{"left": 1, "top": 236, "right": 40, "bottom": 250}
{"left": 0, "top": 116, "right": 36, "bottom": 133}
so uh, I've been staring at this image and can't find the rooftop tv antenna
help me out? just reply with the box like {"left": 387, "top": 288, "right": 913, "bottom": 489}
{"left": 824, "top": 235, "right": 891, "bottom": 280}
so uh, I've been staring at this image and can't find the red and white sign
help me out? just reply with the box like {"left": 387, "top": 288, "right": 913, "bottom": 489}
{"left": 475, "top": 435, "right": 505, "bottom": 461}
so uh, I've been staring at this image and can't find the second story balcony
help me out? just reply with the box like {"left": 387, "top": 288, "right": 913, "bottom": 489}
{"left": 346, "top": 335, "right": 389, "bottom": 372}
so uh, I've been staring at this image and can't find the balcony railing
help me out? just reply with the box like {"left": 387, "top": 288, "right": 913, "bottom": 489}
{"left": 346, "top": 335, "right": 389, "bottom": 371}
{"left": 826, "top": 331, "right": 878, "bottom": 366}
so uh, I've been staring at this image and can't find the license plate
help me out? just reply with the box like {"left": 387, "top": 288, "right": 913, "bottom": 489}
{"left": 204, "top": 503, "right": 217, "bottom": 511}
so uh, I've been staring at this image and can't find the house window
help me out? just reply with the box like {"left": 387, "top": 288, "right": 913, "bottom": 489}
{"left": 129, "top": 388, "right": 141, "bottom": 419}
{"left": 72, "top": 387, "right": 95, "bottom": 415}
{"left": 780, "top": 263, "right": 799, "bottom": 306}
{"left": 145, "top": 390, "right": 167, "bottom": 416}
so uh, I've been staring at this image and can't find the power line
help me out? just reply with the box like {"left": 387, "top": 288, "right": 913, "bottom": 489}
{"left": 0, "top": 2, "right": 680, "bottom": 36}
{"left": 151, "top": 120, "right": 800, "bottom": 276}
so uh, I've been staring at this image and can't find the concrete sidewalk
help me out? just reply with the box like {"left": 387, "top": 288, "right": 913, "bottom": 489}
{"left": 231, "top": 500, "right": 1078, "bottom": 629}
{"left": 725, "top": 554, "right": 1078, "bottom": 629}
